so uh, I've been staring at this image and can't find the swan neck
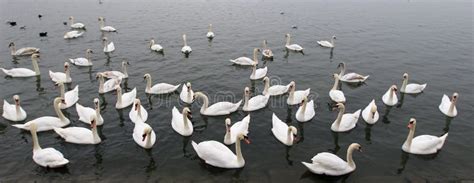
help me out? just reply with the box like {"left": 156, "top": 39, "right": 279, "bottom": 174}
{"left": 389, "top": 88, "right": 394, "bottom": 100}
{"left": 32, "top": 59, "right": 40, "bottom": 75}
{"left": 287, "top": 129, "right": 293, "bottom": 145}
{"left": 401, "top": 79, "right": 408, "bottom": 92}
{"left": 122, "top": 64, "right": 128, "bottom": 78}
{"left": 236, "top": 138, "right": 244, "bottom": 164}
{"left": 332, "top": 77, "right": 339, "bottom": 90}
{"left": 300, "top": 101, "right": 307, "bottom": 115}
{"left": 183, "top": 36, "right": 187, "bottom": 47}
{"left": 92, "top": 125, "right": 100, "bottom": 143}
{"left": 66, "top": 68, "right": 70, "bottom": 81}
{"left": 405, "top": 125, "right": 415, "bottom": 149}
{"left": 98, "top": 76, "right": 104, "bottom": 93}
{"left": 224, "top": 125, "right": 230, "bottom": 141}
{"left": 286, "top": 36, "right": 290, "bottom": 46}
{"left": 117, "top": 89, "right": 123, "bottom": 105}
{"left": 198, "top": 93, "right": 209, "bottom": 113}
{"left": 251, "top": 65, "right": 257, "bottom": 77}
{"left": 253, "top": 50, "right": 258, "bottom": 64}
{"left": 145, "top": 131, "right": 152, "bottom": 147}
{"left": 54, "top": 100, "right": 66, "bottom": 121}
{"left": 16, "top": 104, "right": 21, "bottom": 116}
{"left": 335, "top": 107, "right": 345, "bottom": 127}
{"left": 182, "top": 111, "right": 189, "bottom": 128}
{"left": 146, "top": 77, "right": 152, "bottom": 92}
{"left": 30, "top": 130, "right": 41, "bottom": 151}
{"left": 448, "top": 100, "right": 456, "bottom": 114}
{"left": 99, "top": 21, "right": 104, "bottom": 28}
{"left": 59, "top": 84, "right": 65, "bottom": 98}
{"left": 339, "top": 65, "right": 346, "bottom": 76}
{"left": 263, "top": 80, "right": 269, "bottom": 94}
{"left": 86, "top": 52, "right": 92, "bottom": 64}
{"left": 347, "top": 146, "right": 356, "bottom": 168}
{"left": 10, "top": 45, "right": 16, "bottom": 55}
{"left": 244, "top": 94, "right": 250, "bottom": 108}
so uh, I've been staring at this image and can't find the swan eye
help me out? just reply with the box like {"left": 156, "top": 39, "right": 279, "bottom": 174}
{"left": 409, "top": 121, "right": 414, "bottom": 124}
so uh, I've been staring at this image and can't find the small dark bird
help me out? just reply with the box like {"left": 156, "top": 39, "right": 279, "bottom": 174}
{"left": 38, "top": 14, "right": 43, "bottom": 18}
{"left": 7, "top": 21, "right": 17, "bottom": 26}
{"left": 20, "top": 26, "right": 26, "bottom": 30}
{"left": 291, "top": 25, "right": 298, "bottom": 29}
{"left": 280, "top": 11, "right": 284, "bottom": 15}
{"left": 63, "top": 21, "right": 67, "bottom": 25}
{"left": 39, "top": 32, "right": 48, "bottom": 37}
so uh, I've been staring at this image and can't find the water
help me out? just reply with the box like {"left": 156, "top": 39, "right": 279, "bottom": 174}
{"left": 0, "top": 0, "right": 473, "bottom": 182}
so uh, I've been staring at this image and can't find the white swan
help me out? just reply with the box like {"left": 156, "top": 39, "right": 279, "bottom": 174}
{"left": 180, "top": 82, "right": 194, "bottom": 104}
{"left": 296, "top": 97, "right": 315, "bottom": 122}
{"left": 102, "top": 61, "right": 128, "bottom": 79}
{"left": 230, "top": 48, "right": 259, "bottom": 66}
{"left": 382, "top": 85, "right": 398, "bottom": 106}
{"left": 144, "top": 73, "right": 180, "bottom": 94}
{"left": 439, "top": 93, "right": 458, "bottom": 117}
{"left": 1, "top": 54, "right": 40, "bottom": 77}
{"left": 115, "top": 86, "right": 136, "bottom": 109}
{"left": 338, "top": 63, "right": 369, "bottom": 83}
{"left": 133, "top": 121, "right": 156, "bottom": 149}
{"left": 97, "top": 73, "right": 121, "bottom": 94}
{"left": 54, "top": 116, "right": 101, "bottom": 144}
{"left": 361, "top": 99, "right": 379, "bottom": 124}
{"left": 243, "top": 87, "right": 270, "bottom": 112}
{"left": 329, "top": 73, "right": 346, "bottom": 103}
{"left": 102, "top": 37, "right": 115, "bottom": 53}
{"left": 249, "top": 63, "right": 267, "bottom": 80}
{"left": 262, "top": 40, "right": 274, "bottom": 59}
{"left": 63, "top": 30, "right": 84, "bottom": 39}
{"left": 171, "top": 107, "right": 193, "bottom": 136}
{"left": 206, "top": 24, "right": 215, "bottom": 39}
{"left": 98, "top": 17, "right": 117, "bottom": 32}
{"left": 402, "top": 118, "right": 448, "bottom": 155}
{"left": 331, "top": 103, "right": 361, "bottom": 132}
{"left": 194, "top": 92, "right": 241, "bottom": 116}
{"left": 8, "top": 42, "right": 39, "bottom": 56}
{"left": 317, "top": 35, "right": 336, "bottom": 48}
{"left": 29, "top": 123, "right": 69, "bottom": 168}
{"left": 192, "top": 134, "right": 250, "bottom": 169}
{"left": 271, "top": 113, "right": 297, "bottom": 146}
{"left": 69, "top": 49, "right": 93, "bottom": 66}
{"left": 181, "top": 34, "right": 192, "bottom": 54}
{"left": 401, "top": 73, "right": 427, "bottom": 94}
{"left": 56, "top": 82, "right": 78, "bottom": 109}
{"left": 69, "top": 16, "right": 85, "bottom": 29}
{"left": 287, "top": 81, "right": 310, "bottom": 105}
{"left": 262, "top": 77, "right": 290, "bottom": 96}
{"left": 224, "top": 115, "right": 250, "bottom": 145}
{"left": 302, "top": 143, "right": 362, "bottom": 176}
{"left": 49, "top": 62, "right": 72, "bottom": 83}
{"left": 149, "top": 39, "right": 163, "bottom": 52}
{"left": 285, "top": 34, "right": 303, "bottom": 52}
{"left": 2, "top": 95, "right": 27, "bottom": 121}
{"left": 129, "top": 98, "right": 148, "bottom": 123}
{"left": 12, "top": 97, "right": 70, "bottom": 132}
{"left": 76, "top": 98, "right": 104, "bottom": 126}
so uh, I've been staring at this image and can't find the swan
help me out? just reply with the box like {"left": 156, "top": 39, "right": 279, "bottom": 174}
{"left": 181, "top": 34, "right": 192, "bottom": 54}
{"left": 69, "top": 49, "right": 93, "bottom": 66}
{"left": 171, "top": 107, "right": 193, "bottom": 136}
{"left": 331, "top": 103, "right": 361, "bottom": 132}
{"left": 149, "top": 38, "right": 163, "bottom": 52}
{"left": 98, "top": 17, "right": 117, "bottom": 32}
{"left": 192, "top": 133, "right": 250, "bottom": 169}
{"left": 193, "top": 92, "right": 241, "bottom": 116}
{"left": 206, "top": 24, "right": 215, "bottom": 39}
{"left": 2, "top": 95, "right": 27, "bottom": 121}
{"left": 329, "top": 73, "right": 346, "bottom": 103}
{"left": 12, "top": 97, "right": 70, "bottom": 132}
{"left": 69, "top": 16, "right": 85, "bottom": 29}
{"left": 129, "top": 98, "right": 148, "bottom": 123}
{"left": 402, "top": 118, "right": 448, "bottom": 154}
{"left": 338, "top": 63, "right": 369, "bottom": 83}
{"left": 262, "top": 77, "right": 290, "bottom": 96}
{"left": 317, "top": 35, "right": 336, "bottom": 48}
{"left": 96, "top": 73, "right": 121, "bottom": 94}
{"left": 1, "top": 53, "right": 40, "bottom": 77}
{"left": 285, "top": 34, "right": 303, "bottom": 52}
{"left": 102, "top": 61, "right": 128, "bottom": 79}
{"left": 287, "top": 81, "right": 310, "bottom": 105}
{"left": 56, "top": 82, "right": 78, "bottom": 109}
{"left": 224, "top": 115, "right": 250, "bottom": 145}
{"left": 302, "top": 143, "right": 362, "bottom": 176}
{"left": 382, "top": 85, "right": 398, "bottom": 106}
{"left": 115, "top": 86, "right": 137, "bottom": 109}
{"left": 29, "top": 123, "right": 69, "bottom": 168}
{"left": 49, "top": 62, "right": 72, "bottom": 84}
{"left": 102, "top": 37, "right": 115, "bottom": 53}
{"left": 400, "top": 73, "right": 427, "bottom": 94}
{"left": 63, "top": 30, "right": 84, "bottom": 39}
{"left": 296, "top": 97, "right": 315, "bottom": 122}
{"left": 439, "top": 93, "right": 458, "bottom": 117}
{"left": 361, "top": 99, "right": 379, "bottom": 124}
{"left": 243, "top": 87, "right": 270, "bottom": 112}
{"left": 8, "top": 42, "right": 39, "bottom": 56}
{"left": 133, "top": 121, "right": 156, "bottom": 149}
{"left": 144, "top": 73, "right": 180, "bottom": 94}
{"left": 180, "top": 82, "right": 194, "bottom": 104}
{"left": 271, "top": 113, "right": 297, "bottom": 146}
{"left": 230, "top": 48, "right": 259, "bottom": 66}
{"left": 54, "top": 116, "right": 101, "bottom": 144}
{"left": 249, "top": 63, "right": 267, "bottom": 80}
{"left": 76, "top": 98, "right": 104, "bottom": 126}
{"left": 262, "top": 40, "right": 273, "bottom": 59}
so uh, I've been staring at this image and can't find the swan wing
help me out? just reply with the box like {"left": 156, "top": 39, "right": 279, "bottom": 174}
{"left": 230, "top": 57, "right": 254, "bottom": 65}
{"left": 1, "top": 68, "right": 36, "bottom": 77}
{"left": 150, "top": 83, "right": 180, "bottom": 94}
{"left": 252, "top": 67, "right": 267, "bottom": 80}
{"left": 103, "top": 78, "right": 119, "bottom": 93}
{"left": 405, "top": 83, "right": 427, "bottom": 94}
{"left": 268, "top": 85, "right": 289, "bottom": 96}
{"left": 54, "top": 127, "right": 94, "bottom": 144}
{"left": 206, "top": 101, "right": 240, "bottom": 115}
{"left": 180, "top": 86, "right": 193, "bottom": 103}
{"left": 311, "top": 152, "right": 348, "bottom": 171}
{"left": 75, "top": 103, "right": 95, "bottom": 124}
{"left": 62, "top": 85, "right": 79, "bottom": 109}
{"left": 195, "top": 141, "right": 237, "bottom": 168}
{"left": 411, "top": 135, "right": 444, "bottom": 153}
{"left": 69, "top": 58, "right": 90, "bottom": 66}
{"left": 33, "top": 148, "right": 69, "bottom": 167}
{"left": 230, "top": 115, "right": 251, "bottom": 140}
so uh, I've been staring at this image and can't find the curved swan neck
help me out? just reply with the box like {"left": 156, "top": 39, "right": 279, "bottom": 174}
{"left": 405, "top": 124, "right": 416, "bottom": 149}
{"left": 332, "top": 77, "right": 339, "bottom": 90}
{"left": 122, "top": 64, "right": 128, "bottom": 78}
{"left": 339, "top": 64, "right": 346, "bottom": 76}
{"left": 197, "top": 93, "right": 209, "bottom": 112}
{"left": 182, "top": 111, "right": 189, "bottom": 128}
{"left": 346, "top": 146, "right": 356, "bottom": 168}
{"left": 145, "top": 76, "right": 152, "bottom": 92}
{"left": 263, "top": 80, "right": 270, "bottom": 94}
{"left": 401, "top": 79, "right": 408, "bottom": 92}
{"left": 251, "top": 65, "right": 257, "bottom": 77}
{"left": 30, "top": 129, "right": 41, "bottom": 151}
{"left": 300, "top": 101, "right": 307, "bottom": 115}
{"left": 335, "top": 107, "right": 345, "bottom": 127}
{"left": 235, "top": 138, "right": 244, "bottom": 164}
{"left": 54, "top": 100, "right": 66, "bottom": 121}
{"left": 448, "top": 100, "right": 456, "bottom": 114}
{"left": 59, "top": 84, "right": 65, "bottom": 98}
{"left": 32, "top": 58, "right": 40, "bottom": 75}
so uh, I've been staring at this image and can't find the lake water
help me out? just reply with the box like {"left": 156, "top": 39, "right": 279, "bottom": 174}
{"left": 0, "top": 0, "right": 472, "bottom": 182}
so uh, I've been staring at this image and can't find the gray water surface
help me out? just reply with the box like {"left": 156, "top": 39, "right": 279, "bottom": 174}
{"left": 0, "top": 0, "right": 473, "bottom": 182}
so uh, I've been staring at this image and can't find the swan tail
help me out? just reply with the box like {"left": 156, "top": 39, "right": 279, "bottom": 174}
{"left": 353, "top": 109, "right": 362, "bottom": 119}
{"left": 420, "top": 83, "right": 427, "bottom": 91}
{"left": 12, "top": 124, "right": 27, "bottom": 130}
{"left": 364, "top": 75, "right": 370, "bottom": 81}
{"left": 53, "top": 127, "right": 66, "bottom": 138}
{"left": 438, "top": 133, "right": 448, "bottom": 149}
{"left": 234, "top": 100, "right": 243, "bottom": 111}
{"left": 191, "top": 141, "right": 199, "bottom": 156}
{"left": 68, "top": 58, "right": 75, "bottom": 64}
{"left": 0, "top": 68, "right": 9, "bottom": 75}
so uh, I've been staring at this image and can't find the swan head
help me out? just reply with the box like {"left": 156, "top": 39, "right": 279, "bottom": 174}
{"left": 98, "top": 16, "right": 104, "bottom": 21}
{"left": 95, "top": 72, "right": 103, "bottom": 79}
{"left": 237, "top": 134, "right": 251, "bottom": 144}
{"left": 403, "top": 73, "right": 409, "bottom": 80}
{"left": 337, "top": 62, "right": 345, "bottom": 69}
{"left": 31, "top": 53, "right": 40, "bottom": 61}
{"left": 143, "top": 73, "right": 151, "bottom": 80}
{"left": 370, "top": 102, "right": 377, "bottom": 117}
{"left": 122, "top": 61, "right": 130, "bottom": 66}
{"left": 333, "top": 73, "right": 340, "bottom": 79}
{"left": 68, "top": 16, "right": 73, "bottom": 20}
{"left": 244, "top": 87, "right": 251, "bottom": 96}
{"left": 262, "top": 76, "right": 269, "bottom": 83}
{"left": 114, "top": 85, "right": 122, "bottom": 93}
{"left": 192, "top": 92, "right": 204, "bottom": 102}
{"left": 54, "top": 97, "right": 66, "bottom": 106}
{"left": 288, "top": 81, "right": 296, "bottom": 91}
{"left": 299, "top": 97, "right": 308, "bottom": 106}
{"left": 183, "top": 107, "right": 192, "bottom": 119}
{"left": 8, "top": 42, "right": 15, "bottom": 48}
{"left": 390, "top": 85, "right": 398, "bottom": 92}
{"left": 142, "top": 126, "right": 152, "bottom": 141}
{"left": 102, "top": 37, "right": 108, "bottom": 43}
{"left": 186, "top": 82, "right": 192, "bottom": 90}
{"left": 333, "top": 102, "right": 345, "bottom": 111}
{"left": 407, "top": 118, "right": 417, "bottom": 129}
{"left": 89, "top": 115, "right": 97, "bottom": 128}
{"left": 63, "top": 62, "right": 70, "bottom": 71}
{"left": 349, "top": 143, "right": 362, "bottom": 152}
{"left": 451, "top": 92, "right": 459, "bottom": 102}
{"left": 13, "top": 95, "right": 20, "bottom": 105}
{"left": 134, "top": 99, "right": 141, "bottom": 111}
{"left": 332, "top": 35, "right": 337, "bottom": 40}
{"left": 86, "top": 49, "right": 93, "bottom": 54}
{"left": 225, "top": 118, "right": 231, "bottom": 132}
{"left": 285, "top": 33, "right": 290, "bottom": 38}
{"left": 93, "top": 98, "right": 100, "bottom": 108}
{"left": 288, "top": 126, "right": 298, "bottom": 140}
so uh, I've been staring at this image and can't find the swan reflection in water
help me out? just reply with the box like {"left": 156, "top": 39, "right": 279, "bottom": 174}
{"left": 382, "top": 105, "right": 393, "bottom": 124}
{"left": 397, "top": 150, "right": 439, "bottom": 174}
{"left": 329, "top": 132, "right": 341, "bottom": 154}
{"left": 365, "top": 124, "right": 374, "bottom": 144}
